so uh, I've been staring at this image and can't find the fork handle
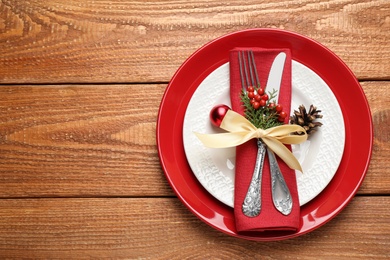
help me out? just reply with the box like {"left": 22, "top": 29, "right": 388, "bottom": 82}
{"left": 242, "top": 139, "right": 266, "bottom": 217}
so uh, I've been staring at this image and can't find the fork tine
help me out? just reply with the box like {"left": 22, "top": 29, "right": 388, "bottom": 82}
{"left": 238, "top": 52, "right": 246, "bottom": 91}
{"left": 249, "top": 50, "right": 260, "bottom": 87}
{"left": 242, "top": 52, "right": 250, "bottom": 89}
{"left": 238, "top": 50, "right": 260, "bottom": 92}
{"left": 238, "top": 50, "right": 260, "bottom": 93}
{"left": 247, "top": 51, "right": 255, "bottom": 86}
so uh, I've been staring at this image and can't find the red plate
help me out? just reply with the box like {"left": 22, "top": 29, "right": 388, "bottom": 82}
{"left": 156, "top": 29, "right": 373, "bottom": 241}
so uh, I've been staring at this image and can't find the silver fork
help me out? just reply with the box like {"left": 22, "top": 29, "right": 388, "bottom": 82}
{"left": 238, "top": 50, "right": 292, "bottom": 217}
{"left": 238, "top": 50, "right": 265, "bottom": 217}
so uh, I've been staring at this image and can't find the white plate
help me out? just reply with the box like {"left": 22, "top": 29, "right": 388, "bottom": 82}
{"left": 183, "top": 61, "right": 345, "bottom": 207}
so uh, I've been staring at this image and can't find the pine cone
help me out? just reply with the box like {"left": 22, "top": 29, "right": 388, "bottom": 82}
{"left": 290, "top": 104, "right": 323, "bottom": 135}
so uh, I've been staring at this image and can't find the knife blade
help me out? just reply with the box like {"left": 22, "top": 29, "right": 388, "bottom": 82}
{"left": 266, "top": 52, "right": 286, "bottom": 102}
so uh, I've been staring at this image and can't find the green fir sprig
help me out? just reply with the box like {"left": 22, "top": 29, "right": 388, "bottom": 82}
{"left": 240, "top": 88, "right": 283, "bottom": 129}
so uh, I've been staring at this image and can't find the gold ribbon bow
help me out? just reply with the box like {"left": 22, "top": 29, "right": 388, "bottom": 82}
{"left": 195, "top": 110, "right": 308, "bottom": 172}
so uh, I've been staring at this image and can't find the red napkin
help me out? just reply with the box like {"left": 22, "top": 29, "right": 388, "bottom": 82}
{"left": 229, "top": 48, "right": 300, "bottom": 232}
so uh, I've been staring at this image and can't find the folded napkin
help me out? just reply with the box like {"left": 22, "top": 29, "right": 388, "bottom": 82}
{"left": 229, "top": 48, "right": 300, "bottom": 232}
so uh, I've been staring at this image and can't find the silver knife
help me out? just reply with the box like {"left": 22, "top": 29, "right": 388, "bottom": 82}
{"left": 266, "top": 52, "right": 293, "bottom": 216}
{"left": 267, "top": 52, "right": 286, "bottom": 94}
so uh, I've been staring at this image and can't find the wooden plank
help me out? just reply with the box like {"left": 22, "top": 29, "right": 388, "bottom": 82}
{"left": 0, "top": 83, "right": 388, "bottom": 197}
{"left": 0, "top": 85, "right": 173, "bottom": 197}
{"left": 0, "top": 197, "right": 388, "bottom": 258}
{"left": 359, "top": 81, "right": 390, "bottom": 194}
{"left": 0, "top": 1, "right": 389, "bottom": 83}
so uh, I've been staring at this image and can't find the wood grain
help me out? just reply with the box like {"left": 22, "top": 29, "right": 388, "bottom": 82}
{"left": 0, "top": 0, "right": 388, "bottom": 257}
{"left": 1, "top": 0, "right": 389, "bottom": 83}
{"left": 359, "top": 81, "right": 390, "bottom": 194}
{"left": 0, "top": 85, "right": 173, "bottom": 197}
{"left": 0, "top": 82, "right": 388, "bottom": 197}
{"left": 0, "top": 197, "right": 388, "bottom": 258}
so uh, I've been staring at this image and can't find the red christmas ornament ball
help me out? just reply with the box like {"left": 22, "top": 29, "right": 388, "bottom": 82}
{"left": 210, "top": 104, "right": 231, "bottom": 127}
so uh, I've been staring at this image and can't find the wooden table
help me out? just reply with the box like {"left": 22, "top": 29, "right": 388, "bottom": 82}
{"left": 0, "top": 1, "right": 389, "bottom": 258}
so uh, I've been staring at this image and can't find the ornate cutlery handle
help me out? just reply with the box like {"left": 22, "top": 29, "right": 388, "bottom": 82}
{"left": 242, "top": 139, "right": 266, "bottom": 217}
{"left": 267, "top": 148, "right": 293, "bottom": 215}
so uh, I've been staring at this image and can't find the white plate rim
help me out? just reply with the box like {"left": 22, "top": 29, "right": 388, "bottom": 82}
{"left": 183, "top": 60, "right": 345, "bottom": 207}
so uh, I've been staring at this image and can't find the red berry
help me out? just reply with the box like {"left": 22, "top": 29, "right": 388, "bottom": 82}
{"left": 247, "top": 86, "right": 255, "bottom": 92}
{"left": 257, "top": 88, "right": 264, "bottom": 95}
{"left": 278, "top": 111, "right": 287, "bottom": 122}
{"left": 250, "top": 98, "right": 255, "bottom": 105}
{"left": 275, "top": 104, "right": 283, "bottom": 112}
{"left": 268, "top": 102, "right": 276, "bottom": 109}
{"left": 253, "top": 102, "right": 260, "bottom": 110}
{"left": 259, "top": 99, "right": 266, "bottom": 107}
{"left": 279, "top": 111, "right": 287, "bottom": 118}
{"left": 247, "top": 91, "right": 255, "bottom": 99}
{"left": 261, "top": 94, "right": 269, "bottom": 101}
{"left": 254, "top": 94, "right": 261, "bottom": 101}
{"left": 210, "top": 104, "right": 230, "bottom": 127}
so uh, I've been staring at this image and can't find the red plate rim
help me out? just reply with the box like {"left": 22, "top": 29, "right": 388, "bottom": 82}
{"left": 156, "top": 28, "right": 373, "bottom": 241}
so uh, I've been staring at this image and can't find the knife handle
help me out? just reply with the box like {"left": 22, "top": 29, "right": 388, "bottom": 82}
{"left": 268, "top": 148, "right": 293, "bottom": 215}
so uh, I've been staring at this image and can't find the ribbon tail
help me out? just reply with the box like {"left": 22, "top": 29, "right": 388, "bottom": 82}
{"left": 277, "top": 134, "right": 307, "bottom": 144}
{"left": 262, "top": 138, "right": 303, "bottom": 173}
{"left": 194, "top": 132, "right": 254, "bottom": 148}
{"left": 265, "top": 125, "right": 308, "bottom": 144}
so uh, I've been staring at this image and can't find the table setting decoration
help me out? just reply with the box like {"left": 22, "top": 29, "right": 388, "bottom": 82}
{"left": 195, "top": 48, "right": 309, "bottom": 232}
{"left": 156, "top": 29, "right": 373, "bottom": 241}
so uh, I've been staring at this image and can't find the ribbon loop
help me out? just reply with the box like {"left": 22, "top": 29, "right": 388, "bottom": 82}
{"left": 195, "top": 110, "right": 307, "bottom": 172}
